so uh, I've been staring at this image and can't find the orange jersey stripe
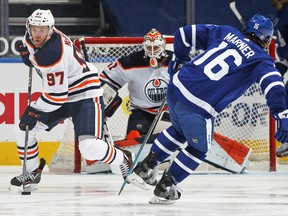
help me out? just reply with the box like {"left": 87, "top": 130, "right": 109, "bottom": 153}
{"left": 96, "top": 101, "right": 101, "bottom": 138}
{"left": 69, "top": 79, "right": 100, "bottom": 91}
{"left": 142, "top": 105, "right": 168, "bottom": 113}
{"left": 44, "top": 93, "right": 68, "bottom": 102}
{"left": 18, "top": 146, "right": 39, "bottom": 156}
{"left": 103, "top": 143, "right": 115, "bottom": 164}
{"left": 100, "top": 74, "right": 106, "bottom": 79}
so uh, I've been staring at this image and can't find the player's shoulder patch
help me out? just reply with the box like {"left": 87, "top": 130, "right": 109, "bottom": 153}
{"left": 34, "top": 32, "right": 63, "bottom": 67}
{"left": 118, "top": 50, "right": 149, "bottom": 69}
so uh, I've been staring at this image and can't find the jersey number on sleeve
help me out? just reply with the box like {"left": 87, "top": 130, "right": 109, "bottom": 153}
{"left": 193, "top": 41, "right": 242, "bottom": 81}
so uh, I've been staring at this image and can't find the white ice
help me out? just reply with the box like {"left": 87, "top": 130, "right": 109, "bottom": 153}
{"left": 1, "top": 166, "right": 288, "bottom": 216}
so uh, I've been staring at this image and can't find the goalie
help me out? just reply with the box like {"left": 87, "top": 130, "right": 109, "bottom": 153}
{"left": 101, "top": 28, "right": 173, "bottom": 137}
{"left": 84, "top": 28, "right": 172, "bottom": 173}
{"left": 87, "top": 29, "right": 253, "bottom": 175}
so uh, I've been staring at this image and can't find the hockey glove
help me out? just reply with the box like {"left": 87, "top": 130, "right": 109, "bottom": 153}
{"left": 15, "top": 41, "right": 32, "bottom": 67}
{"left": 274, "top": 109, "right": 288, "bottom": 143}
{"left": 19, "top": 106, "right": 43, "bottom": 131}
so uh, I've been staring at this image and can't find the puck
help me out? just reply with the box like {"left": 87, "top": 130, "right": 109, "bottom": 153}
{"left": 21, "top": 191, "right": 31, "bottom": 195}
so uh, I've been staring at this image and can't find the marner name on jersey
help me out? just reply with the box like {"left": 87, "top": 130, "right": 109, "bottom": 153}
{"left": 223, "top": 32, "right": 255, "bottom": 59}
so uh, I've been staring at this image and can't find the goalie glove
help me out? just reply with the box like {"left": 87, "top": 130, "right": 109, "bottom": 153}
{"left": 102, "top": 83, "right": 123, "bottom": 118}
{"left": 274, "top": 109, "right": 288, "bottom": 143}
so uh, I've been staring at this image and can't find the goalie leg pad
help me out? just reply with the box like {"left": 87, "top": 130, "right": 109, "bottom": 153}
{"left": 205, "top": 133, "right": 252, "bottom": 173}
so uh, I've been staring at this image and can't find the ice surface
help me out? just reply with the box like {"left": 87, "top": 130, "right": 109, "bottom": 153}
{"left": 1, "top": 166, "right": 288, "bottom": 216}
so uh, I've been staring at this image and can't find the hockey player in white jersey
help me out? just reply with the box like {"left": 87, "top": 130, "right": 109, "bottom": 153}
{"left": 127, "top": 14, "right": 288, "bottom": 204}
{"left": 83, "top": 28, "right": 173, "bottom": 173}
{"left": 100, "top": 28, "right": 173, "bottom": 137}
{"left": 10, "top": 9, "right": 133, "bottom": 192}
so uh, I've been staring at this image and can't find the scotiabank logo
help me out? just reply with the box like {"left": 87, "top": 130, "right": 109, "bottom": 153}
{"left": 0, "top": 92, "right": 41, "bottom": 124}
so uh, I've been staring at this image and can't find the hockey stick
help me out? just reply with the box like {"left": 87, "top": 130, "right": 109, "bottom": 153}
{"left": 79, "top": 37, "right": 115, "bottom": 145}
{"left": 79, "top": 37, "right": 90, "bottom": 62}
{"left": 21, "top": 66, "right": 33, "bottom": 195}
{"left": 118, "top": 99, "right": 167, "bottom": 195}
{"left": 229, "top": 0, "right": 246, "bottom": 28}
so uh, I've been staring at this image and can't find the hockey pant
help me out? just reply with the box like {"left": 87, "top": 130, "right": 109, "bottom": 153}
{"left": 15, "top": 98, "right": 124, "bottom": 172}
{"left": 150, "top": 89, "right": 214, "bottom": 184}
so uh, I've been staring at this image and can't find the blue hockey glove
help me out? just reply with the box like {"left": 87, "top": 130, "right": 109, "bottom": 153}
{"left": 274, "top": 110, "right": 288, "bottom": 143}
{"left": 19, "top": 106, "right": 43, "bottom": 131}
{"left": 15, "top": 41, "right": 32, "bottom": 67}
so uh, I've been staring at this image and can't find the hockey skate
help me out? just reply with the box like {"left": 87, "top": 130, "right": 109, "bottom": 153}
{"left": 149, "top": 171, "right": 182, "bottom": 205}
{"left": 126, "top": 152, "right": 158, "bottom": 191}
{"left": 119, "top": 149, "right": 134, "bottom": 180}
{"left": 276, "top": 143, "right": 288, "bottom": 157}
{"left": 10, "top": 158, "right": 46, "bottom": 193}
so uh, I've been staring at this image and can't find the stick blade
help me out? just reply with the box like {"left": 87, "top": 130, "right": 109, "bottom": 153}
{"left": 21, "top": 191, "right": 31, "bottom": 195}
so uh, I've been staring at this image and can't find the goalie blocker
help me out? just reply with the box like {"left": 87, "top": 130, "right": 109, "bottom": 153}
{"left": 86, "top": 129, "right": 252, "bottom": 174}
{"left": 102, "top": 83, "right": 122, "bottom": 118}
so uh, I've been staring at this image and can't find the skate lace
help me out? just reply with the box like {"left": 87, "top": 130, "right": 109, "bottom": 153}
{"left": 119, "top": 159, "right": 130, "bottom": 177}
{"left": 16, "top": 171, "right": 37, "bottom": 183}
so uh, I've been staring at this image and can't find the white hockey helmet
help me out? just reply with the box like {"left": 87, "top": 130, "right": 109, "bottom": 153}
{"left": 143, "top": 28, "right": 167, "bottom": 68}
{"left": 26, "top": 9, "right": 55, "bottom": 39}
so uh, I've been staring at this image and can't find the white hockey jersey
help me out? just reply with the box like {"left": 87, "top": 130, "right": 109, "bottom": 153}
{"left": 24, "top": 29, "right": 103, "bottom": 113}
{"left": 100, "top": 50, "right": 173, "bottom": 114}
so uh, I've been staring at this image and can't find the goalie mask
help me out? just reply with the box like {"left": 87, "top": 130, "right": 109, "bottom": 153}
{"left": 26, "top": 9, "right": 55, "bottom": 47}
{"left": 143, "top": 28, "right": 168, "bottom": 68}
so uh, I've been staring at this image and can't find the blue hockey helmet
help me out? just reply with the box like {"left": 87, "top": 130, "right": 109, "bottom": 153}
{"left": 245, "top": 14, "right": 274, "bottom": 49}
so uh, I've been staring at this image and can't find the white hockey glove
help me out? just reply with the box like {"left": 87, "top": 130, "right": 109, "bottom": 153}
{"left": 274, "top": 109, "right": 288, "bottom": 143}
{"left": 102, "top": 83, "right": 122, "bottom": 118}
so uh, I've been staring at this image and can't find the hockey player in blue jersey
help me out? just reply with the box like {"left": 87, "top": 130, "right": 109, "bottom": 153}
{"left": 126, "top": 14, "right": 288, "bottom": 204}
{"left": 272, "top": 0, "right": 288, "bottom": 157}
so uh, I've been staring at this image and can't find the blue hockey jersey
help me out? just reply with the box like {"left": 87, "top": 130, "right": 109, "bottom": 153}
{"left": 169, "top": 24, "right": 286, "bottom": 119}
{"left": 275, "top": 5, "right": 288, "bottom": 60}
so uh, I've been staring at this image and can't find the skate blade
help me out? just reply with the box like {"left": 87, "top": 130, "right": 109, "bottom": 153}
{"left": 149, "top": 196, "right": 176, "bottom": 205}
{"left": 9, "top": 184, "right": 38, "bottom": 194}
{"left": 126, "top": 172, "right": 154, "bottom": 191}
